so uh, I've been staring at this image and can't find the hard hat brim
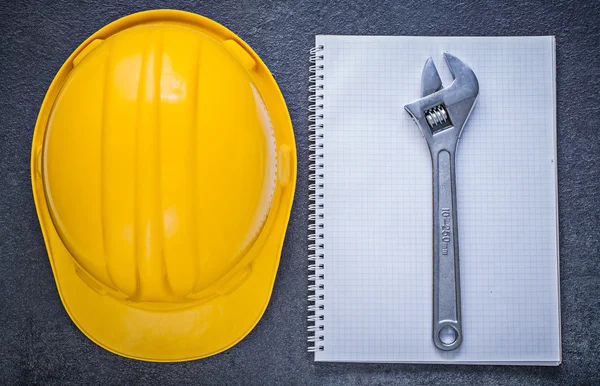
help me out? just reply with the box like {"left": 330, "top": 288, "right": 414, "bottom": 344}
{"left": 31, "top": 9, "right": 296, "bottom": 362}
{"left": 34, "top": 209, "right": 288, "bottom": 361}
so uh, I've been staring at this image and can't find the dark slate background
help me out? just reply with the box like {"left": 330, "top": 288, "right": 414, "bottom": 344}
{"left": 1, "top": 0, "right": 599, "bottom": 384}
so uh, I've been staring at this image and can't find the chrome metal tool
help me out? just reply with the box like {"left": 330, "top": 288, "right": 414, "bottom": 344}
{"left": 404, "top": 53, "right": 479, "bottom": 351}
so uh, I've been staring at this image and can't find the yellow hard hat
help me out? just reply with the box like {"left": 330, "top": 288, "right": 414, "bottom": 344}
{"left": 31, "top": 10, "right": 296, "bottom": 362}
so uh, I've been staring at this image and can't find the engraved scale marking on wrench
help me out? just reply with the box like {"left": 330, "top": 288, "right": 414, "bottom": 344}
{"left": 404, "top": 53, "right": 479, "bottom": 351}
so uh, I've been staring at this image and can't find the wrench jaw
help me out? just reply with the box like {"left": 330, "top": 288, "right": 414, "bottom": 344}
{"left": 442, "top": 52, "right": 479, "bottom": 139}
{"left": 404, "top": 53, "right": 479, "bottom": 147}
{"left": 421, "top": 57, "right": 443, "bottom": 98}
{"left": 443, "top": 52, "right": 479, "bottom": 98}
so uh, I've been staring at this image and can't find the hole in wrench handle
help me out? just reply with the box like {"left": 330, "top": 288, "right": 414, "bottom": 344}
{"left": 434, "top": 320, "right": 463, "bottom": 351}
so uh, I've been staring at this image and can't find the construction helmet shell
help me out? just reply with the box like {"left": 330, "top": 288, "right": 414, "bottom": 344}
{"left": 31, "top": 10, "right": 296, "bottom": 361}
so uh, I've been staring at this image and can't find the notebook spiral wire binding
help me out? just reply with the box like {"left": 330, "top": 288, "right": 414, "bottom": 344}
{"left": 308, "top": 44, "right": 325, "bottom": 353}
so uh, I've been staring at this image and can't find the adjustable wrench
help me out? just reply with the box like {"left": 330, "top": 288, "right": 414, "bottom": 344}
{"left": 404, "top": 53, "right": 479, "bottom": 351}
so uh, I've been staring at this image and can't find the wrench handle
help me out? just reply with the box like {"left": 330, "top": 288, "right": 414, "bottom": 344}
{"left": 432, "top": 149, "right": 463, "bottom": 350}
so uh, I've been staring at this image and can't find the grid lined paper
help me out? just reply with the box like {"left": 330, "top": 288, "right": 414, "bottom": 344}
{"left": 313, "top": 36, "right": 559, "bottom": 364}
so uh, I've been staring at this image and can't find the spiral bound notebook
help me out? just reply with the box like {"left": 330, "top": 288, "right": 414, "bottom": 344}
{"left": 307, "top": 36, "right": 560, "bottom": 365}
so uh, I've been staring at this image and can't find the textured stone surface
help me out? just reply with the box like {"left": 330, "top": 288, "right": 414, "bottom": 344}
{"left": 0, "top": 0, "right": 599, "bottom": 384}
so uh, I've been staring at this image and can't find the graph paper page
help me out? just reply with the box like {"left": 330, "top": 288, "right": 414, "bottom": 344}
{"left": 313, "top": 36, "right": 559, "bottom": 364}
